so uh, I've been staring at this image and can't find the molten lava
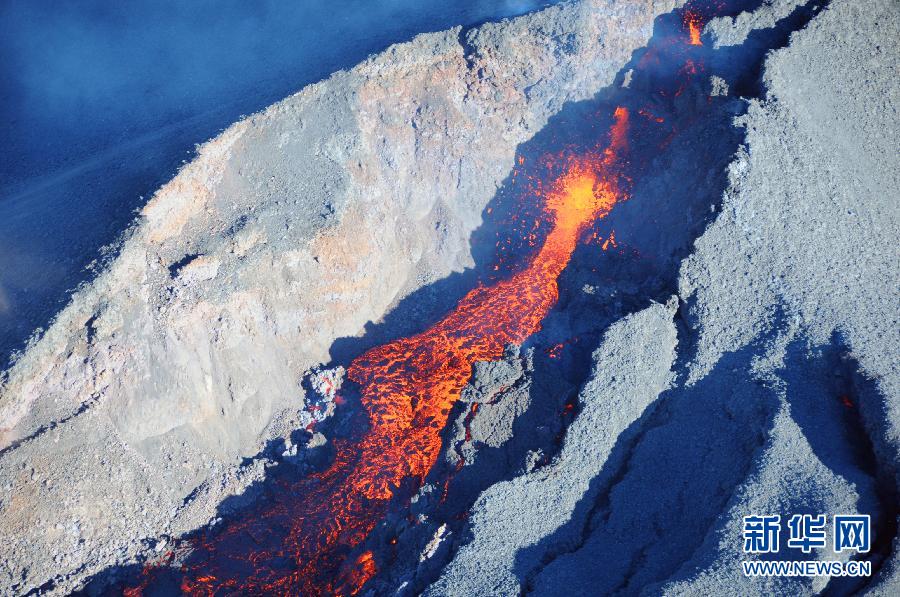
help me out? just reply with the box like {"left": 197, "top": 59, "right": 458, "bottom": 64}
{"left": 120, "top": 0, "right": 755, "bottom": 591}
{"left": 684, "top": 10, "right": 704, "bottom": 45}
{"left": 164, "top": 108, "right": 631, "bottom": 596}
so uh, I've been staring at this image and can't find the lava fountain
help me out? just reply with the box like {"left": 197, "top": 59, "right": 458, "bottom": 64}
{"left": 684, "top": 10, "right": 705, "bottom": 46}
{"left": 147, "top": 107, "right": 631, "bottom": 597}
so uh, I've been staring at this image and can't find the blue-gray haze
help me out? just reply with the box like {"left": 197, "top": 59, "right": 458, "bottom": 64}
{"left": 0, "top": 0, "right": 555, "bottom": 366}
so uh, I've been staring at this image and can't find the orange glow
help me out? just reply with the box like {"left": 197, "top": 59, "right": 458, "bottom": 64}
{"left": 335, "top": 551, "right": 377, "bottom": 596}
{"left": 638, "top": 108, "right": 665, "bottom": 123}
{"left": 601, "top": 230, "right": 618, "bottom": 251}
{"left": 684, "top": 11, "right": 704, "bottom": 46}
{"left": 464, "top": 402, "right": 480, "bottom": 441}
{"left": 546, "top": 342, "right": 564, "bottom": 359}
{"left": 167, "top": 108, "right": 631, "bottom": 597}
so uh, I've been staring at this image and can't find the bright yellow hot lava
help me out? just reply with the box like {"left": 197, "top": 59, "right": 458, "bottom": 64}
{"left": 175, "top": 107, "right": 630, "bottom": 597}
{"left": 684, "top": 10, "right": 704, "bottom": 46}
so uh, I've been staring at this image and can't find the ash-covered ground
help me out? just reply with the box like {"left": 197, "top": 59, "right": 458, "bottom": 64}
{"left": 0, "top": 0, "right": 898, "bottom": 595}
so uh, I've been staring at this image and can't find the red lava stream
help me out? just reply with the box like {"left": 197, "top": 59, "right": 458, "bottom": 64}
{"left": 117, "top": 5, "right": 726, "bottom": 594}
{"left": 145, "top": 107, "right": 632, "bottom": 597}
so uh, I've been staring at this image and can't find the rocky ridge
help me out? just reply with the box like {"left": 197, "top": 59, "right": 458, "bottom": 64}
{"left": 0, "top": 1, "right": 684, "bottom": 593}
{"left": 432, "top": 0, "right": 900, "bottom": 594}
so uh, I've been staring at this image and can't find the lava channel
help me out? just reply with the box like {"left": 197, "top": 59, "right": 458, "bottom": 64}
{"left": 130, "top": 108, "right": 630, "bottom": 596}
{"left": 123, "top": 3, "right": 736, "bottom": 594}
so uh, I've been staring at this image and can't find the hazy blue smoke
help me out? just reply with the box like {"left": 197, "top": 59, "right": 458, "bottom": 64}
{"left": 0, "top": 0, "right": 555, "bottom": 364}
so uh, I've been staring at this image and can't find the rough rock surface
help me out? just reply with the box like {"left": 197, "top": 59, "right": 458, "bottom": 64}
{"left": 431, "top": 0, "right": 900, "bottom": 595}
{"left": 706, "top": 0, "right": 811, "bottom": 46}
{"left": 429, "top": 300, "right": 680, "bottom": 595}
{"left": 2, "top": 0, "right": 897, "bottom": 594}
{"left": 0, "top": 0, "right": 683, "bottom": 593}
{"left": 671, "top": 0, "right": 900, "bottom": 593}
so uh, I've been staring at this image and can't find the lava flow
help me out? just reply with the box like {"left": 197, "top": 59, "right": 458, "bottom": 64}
{"left": 140, "top": 107, "right": 631, "bottom": 597}
{"left": 119, "top": 2, "right": 743, "bottom": 594}
{"left": 684, "top": 10, "right": 705, "bottom": 46}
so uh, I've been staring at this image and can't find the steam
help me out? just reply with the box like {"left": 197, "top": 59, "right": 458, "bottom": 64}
{"left": 0, "top": 0, "right": 560, "bottom": 366}
{"left": 1, "top": 0, "right": 556, "bottom": 161}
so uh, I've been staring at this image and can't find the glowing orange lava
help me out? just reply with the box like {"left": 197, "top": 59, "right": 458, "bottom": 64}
{"left": 335, "top": 551, "right": 376, "bottom": 596}
{"left": 171, "top": 107, "right": 630, "bottom": 597}
{"left": 684, "top": 11, "right": 704, "bottom": 45}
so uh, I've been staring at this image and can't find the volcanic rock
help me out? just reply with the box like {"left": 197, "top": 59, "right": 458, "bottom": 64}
{"left": 0, "top": 1, "right": 685, "bottom": 592}
{"left": 433, "top": 0, "right": 900, "bottom": 595}
{"left": 1, "top": 0, "right": 897, "bottom": 593}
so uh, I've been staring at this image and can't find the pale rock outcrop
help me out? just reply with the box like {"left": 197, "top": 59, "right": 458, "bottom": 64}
{"left": 0, "top": 1, "right": 682, "bottom": 593}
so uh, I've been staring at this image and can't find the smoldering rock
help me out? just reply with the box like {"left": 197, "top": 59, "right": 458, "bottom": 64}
{"left": 459, "top": 349, "right": 525, "bottom": 405}
{"left": 448, "top": 346, "right": 529, "bottom": 466}
{"left": 296, "top": 365, "right": 343, "bottom": 433}
{"left": 306, "top": 365, "right": 345, "bottom": 403}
